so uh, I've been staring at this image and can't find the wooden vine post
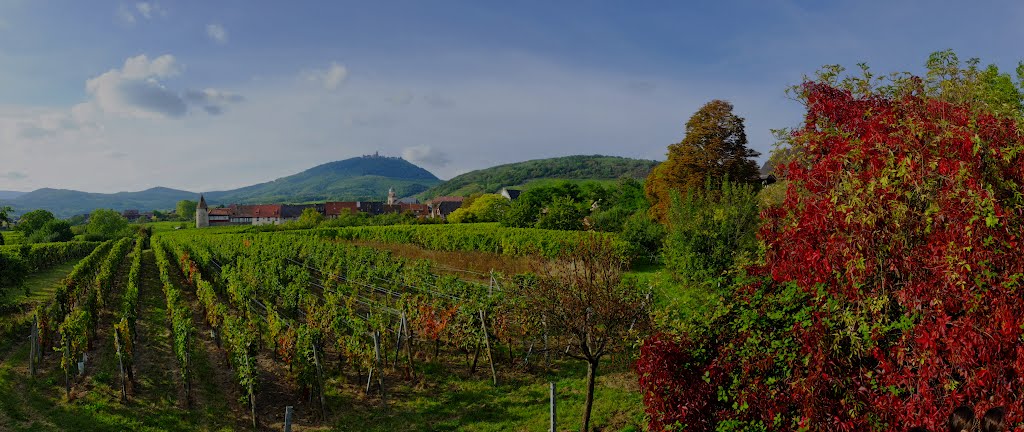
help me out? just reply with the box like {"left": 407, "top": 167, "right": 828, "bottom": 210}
{"left": 246, "top": 350, "right": 257, "bottom": 430}
{"left": 478, "top": 309, "right": 497, "bottom": 385}
{"left": 29, "top": 315, "right": 38, "bottom": 378}
{"left": 114, "top": 331, "right": 127, "bottom": 402}
{"left": 312, "top": 342, "right": 326, "bottom": 419}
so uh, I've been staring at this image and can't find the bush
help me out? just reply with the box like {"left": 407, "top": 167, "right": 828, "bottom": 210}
{"left": 85, "top": 209, "right": 129, "bottom": 240}
{"left": 662, "top": 179, "right": 760, "bottom": 287}
{"left": 640, "top": 59, "right": 1024, "bottom": 430}
{"left": 29, "top": 219, "right": 74, "bottom": 243}
{"left": 619, "top": 211, "right": 665, "bottom": 262}
{"left": 535, "top": 196, "right": 584, "bottom": 231}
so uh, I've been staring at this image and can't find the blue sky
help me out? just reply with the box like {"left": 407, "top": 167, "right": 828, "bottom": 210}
{"left": 2, "top": 1, "right": 1023, "bottom": 193}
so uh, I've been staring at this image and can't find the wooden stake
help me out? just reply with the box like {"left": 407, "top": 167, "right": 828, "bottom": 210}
{"left": 478, "top": 310, "right": 497, "bottom": 386}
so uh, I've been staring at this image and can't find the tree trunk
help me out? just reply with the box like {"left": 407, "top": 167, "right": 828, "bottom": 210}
{"left": 581, "top": 359, "right": 598, "bottom": 432}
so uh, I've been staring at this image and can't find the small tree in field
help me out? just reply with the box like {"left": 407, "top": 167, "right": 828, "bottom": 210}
{"left": 297, "top": 207, "right": 324, "bottom": 227}
{"left": 514, "top": 235, "right": 649, "bottom": 431}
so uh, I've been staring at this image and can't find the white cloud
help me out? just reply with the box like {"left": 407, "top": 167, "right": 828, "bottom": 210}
{"left": 206, "top": 24, "right": 228, "bottom": 45}
{"left": 135, "top": 2, "right": 166, "bottom": 19}
{"left": 116, "top": 4, "right": 136, "bottom": 24}
{"left": 402, "top": 145, "right": 451, "bottom": 167}
{"left": 303, "top": 62, "right": 348, "bottom": 91}
{"left": 117, "top": 2, "right": 166, "bottom": 24}
{"left": 81, "top": 54, "right": 240, "bottom": 119}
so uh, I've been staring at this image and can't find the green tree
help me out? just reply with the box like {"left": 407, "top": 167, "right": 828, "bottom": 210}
{"left": 501, "top": 199, "right": 538, "bottom": 228}
{"left": 663, "top": 179, "right": 760, "bottom": 287}
{"left": 620, "top": 211, "right": 665, "bottom": 260}
{"left": 176, "top": 200, "right": 198, "bottom": 221}
{"left": 536, "top": 196, "right": 584, "bottom": 231}
{"left": 85, "top": 209, "right": 129, "bottom": 240}
{"left": 451, "top": 193, "right": 510, "bottom": 223}
{"left": 298, "top": 207, "right": 324, "bottom": 227}
{"left": 29, "top": 219, "right": 74, "bottom": 243}
{"left": 446, "top": 207, "right": 476, "bottom": 223}
{"left": 645, "top": 100, "right": 761, "bottom": 222}
{"left": 15, "top": 209, "right": 56, "bottom": 236}
{"left": 0, "top": 205, "right": 12, "bottom": 230}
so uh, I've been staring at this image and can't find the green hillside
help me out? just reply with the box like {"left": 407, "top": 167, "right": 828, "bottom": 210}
{"left": 206, "top": 155, "right": 440, "bottom": 204}
{"left": 421, "top": 155, "right": 658, "bottom": 199}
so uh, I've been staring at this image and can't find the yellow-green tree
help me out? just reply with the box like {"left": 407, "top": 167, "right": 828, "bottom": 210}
{"left": 645, "top": 100, "right": 761, "bottom": 222}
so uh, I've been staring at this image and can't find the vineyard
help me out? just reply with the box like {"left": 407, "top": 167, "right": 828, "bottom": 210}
{"left": 0, "top": 226, "right": 647, "bottom": 431}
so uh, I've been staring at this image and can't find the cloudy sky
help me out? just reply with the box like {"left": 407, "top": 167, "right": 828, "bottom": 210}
{"left": 2, "top": 1, "right": 1023, "bottom": 193}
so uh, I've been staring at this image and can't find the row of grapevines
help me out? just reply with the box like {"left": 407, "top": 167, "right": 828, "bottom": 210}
{"left": 315, "top": 223, "right": 629, "bottom": 260}
{"left": 159, "top": 237, "right": 262, "bottom": 421}
{"left": 35, "top": 237, "right": 135, "bottom": 391}
{"left": 113, "top": 232, "right": 146, "bottom": 389}
{"left": 153, "top": 239, "right": 195, "bottom": 404}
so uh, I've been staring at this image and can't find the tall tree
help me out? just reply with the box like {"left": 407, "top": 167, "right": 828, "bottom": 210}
{"left": 86, "top": 209, "right": 129, "bottom": 240}
{"left": 645, "top": 100, "right": 761, "bottom": 221}
{"left": 176, "top": 200, "right": 198, "bottom": 221}
{"left": 15, "top": 209, "right": 56, "bottom": 235}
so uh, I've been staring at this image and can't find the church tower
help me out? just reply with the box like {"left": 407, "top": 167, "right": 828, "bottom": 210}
{"left": 387, "top": 187, "right": 396, "bottom": 205}
{"left": 196, "top": 194, "right": 209, "bottom": 228}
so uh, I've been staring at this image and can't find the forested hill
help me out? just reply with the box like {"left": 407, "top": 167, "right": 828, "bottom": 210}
{"left": 421, "top": 155, "right": 658, "bottom": 199}
{"left": 204, "top": 155, "right": 440, "bottom": 204}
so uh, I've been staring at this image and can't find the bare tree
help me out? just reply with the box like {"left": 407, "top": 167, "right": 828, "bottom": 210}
{"left": 514, "top": 235, "right": 650, "bottom": 431}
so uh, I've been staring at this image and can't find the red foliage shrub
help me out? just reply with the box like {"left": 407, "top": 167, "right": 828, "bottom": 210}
{"left": 640, "top": 79, "right": 1024, "bottom": 431}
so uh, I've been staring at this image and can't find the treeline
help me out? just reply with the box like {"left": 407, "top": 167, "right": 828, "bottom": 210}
{"left": 422, "top": 155, "right": 658, "bottom": 198}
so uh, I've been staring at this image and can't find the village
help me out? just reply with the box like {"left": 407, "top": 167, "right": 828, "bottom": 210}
{"left": 191, "top": 187, "right": 521, "bottom": 227}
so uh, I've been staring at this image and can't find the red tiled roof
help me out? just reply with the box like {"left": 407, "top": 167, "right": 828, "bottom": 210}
{"left": 250, "top": 204, "right": 282, "bottom": 218}
{"left": 209, "top": 208, "right": 232, "bottom": 216}
{"left": 325, "top": 202, "right": 360, "bottom": 216}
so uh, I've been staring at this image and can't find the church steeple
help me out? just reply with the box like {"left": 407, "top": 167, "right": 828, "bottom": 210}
{"left": 387, "top": 187, "right": 396, "bottom": 205}
{"left": 198, "top": 194, "right": 208, "bottom": 210}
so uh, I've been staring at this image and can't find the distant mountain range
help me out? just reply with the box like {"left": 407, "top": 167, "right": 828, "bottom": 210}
{"left": 1, "top": 156, "right": 440, "bottom": 218}
{"left": 0, "top": 191, "right": 25, "bottom": 200}
{"left": 420, "top": 155, "right": 658, "bottom": 199}
{"left": 0, "top": 154, "right": 659, "bottom": 218}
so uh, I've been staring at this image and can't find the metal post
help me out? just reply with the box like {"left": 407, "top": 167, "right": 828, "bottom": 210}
{"left": 283, "top": 406, "right": 294, "bottom": 432}
{"left": 549, "top": 382, "right": 557, "bottom": 432}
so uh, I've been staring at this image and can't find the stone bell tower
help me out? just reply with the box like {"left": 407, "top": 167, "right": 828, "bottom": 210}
{"left": 196, "top": 194, "right": 209, "bottom": 228}
{"left": 387, "top": 187, "right": 396, "bottom": 205}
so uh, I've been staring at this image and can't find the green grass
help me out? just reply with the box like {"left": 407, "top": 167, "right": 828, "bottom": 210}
{"left": 0, "top": 260, "right": 80, "bottom": 338}
{"left": 141, "top": 221, "right": 190, "bottom": 233}
{"left": 328, "top": 358, "right": 644, "bottom": 431}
